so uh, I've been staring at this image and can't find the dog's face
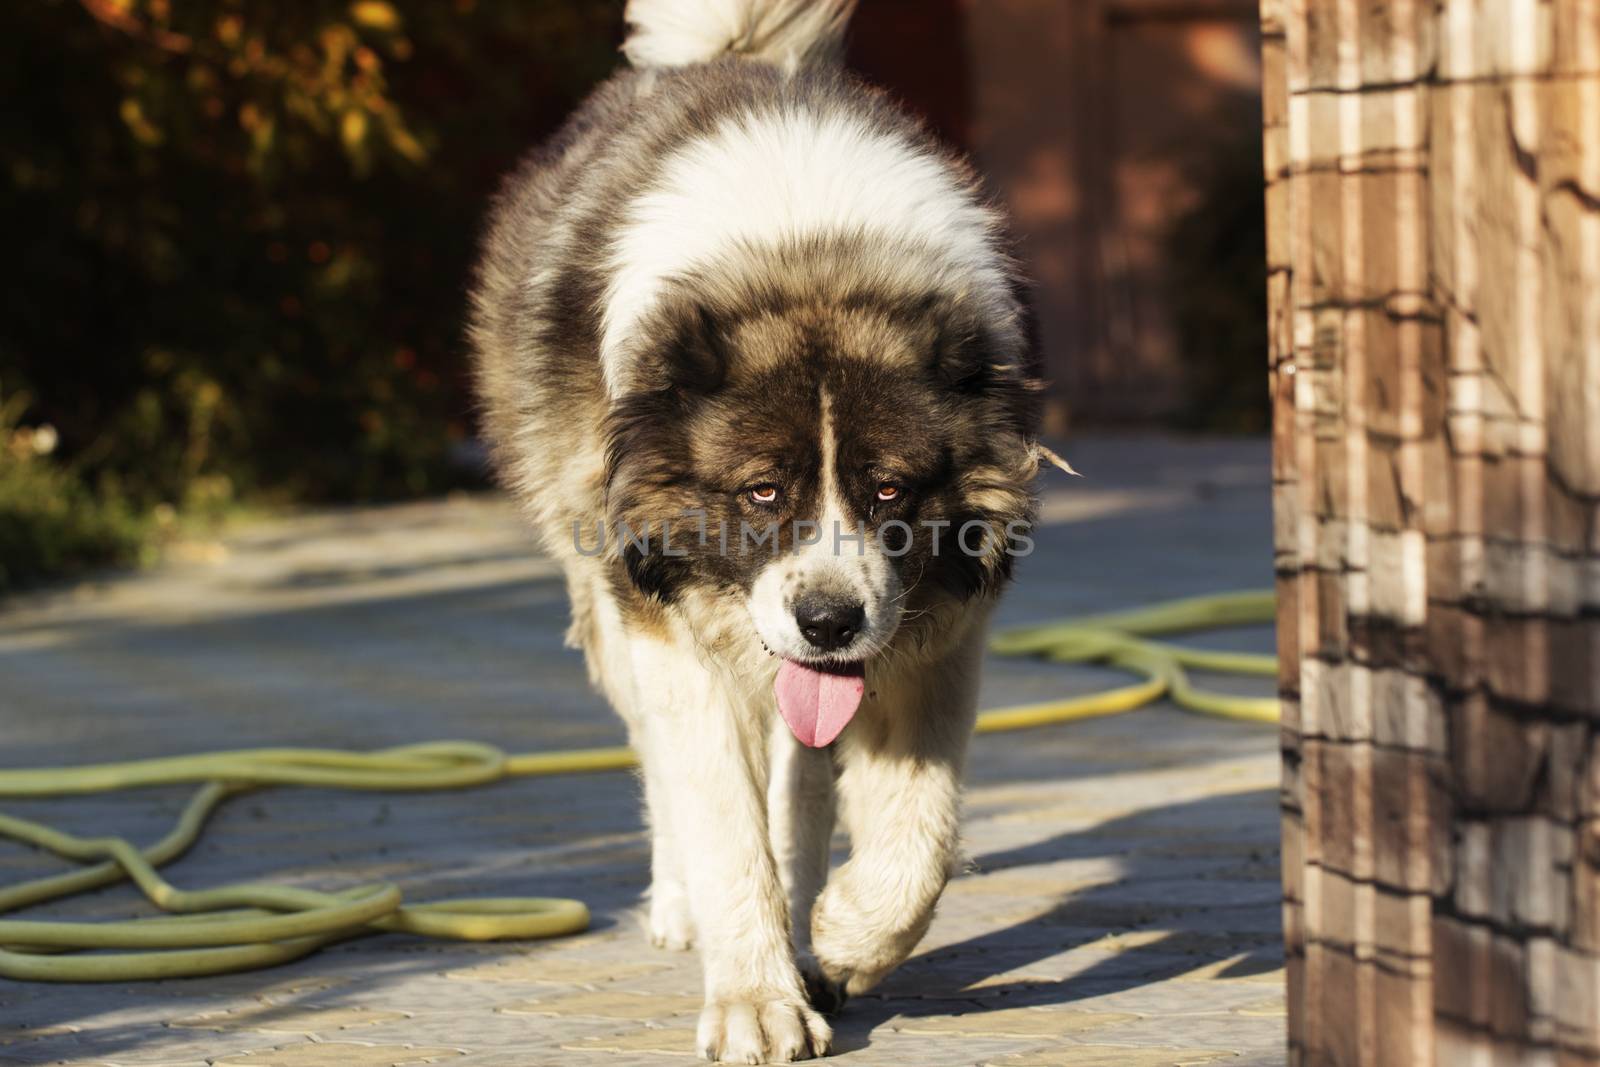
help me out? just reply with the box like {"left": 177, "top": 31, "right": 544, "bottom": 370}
{"left": 601, "top": 271, "right": 1036, "bottom": 671}
{"left": 603, "top": 279, "right": 1038, "bottom": 675}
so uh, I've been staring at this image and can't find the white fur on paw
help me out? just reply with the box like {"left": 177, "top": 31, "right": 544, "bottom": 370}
{"left": 810, "top": 885, "right": 921, "bottom": 996}
{"left": 648, "top": 891, "right": 695, "bottom": 951}
{"left": 696, "top": 996, "right": 832, "bottom": 1063}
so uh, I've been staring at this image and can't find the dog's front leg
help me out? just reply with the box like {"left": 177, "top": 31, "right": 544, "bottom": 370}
{"left": 809, "top": 627, "right": 985, "bottom": 999}
{"left": 766, "top": 719, "right": 835, "bottom": 968}
{"left": 637, "top": 641, "right": 832, "bottom": 1063}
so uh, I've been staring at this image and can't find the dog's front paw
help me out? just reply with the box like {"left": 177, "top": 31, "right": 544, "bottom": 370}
{"left": 696, "top": 995, "right": 832, "bottom": 1063}
{"left": 799, "top": 960, "right": 847, "bottom": 1017}
{"left": 810, "top": 886, "right": 926, "bottom": 997}
{"left": 808, "top": 948, "right": 882, "bottom": 1001}
{"left": 647, "top": 889, "right": 696, "bottom": 950}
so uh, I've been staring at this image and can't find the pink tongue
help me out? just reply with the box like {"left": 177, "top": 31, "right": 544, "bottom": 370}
{"left": 775, "top": 660, "right": 866, "bottom": 748}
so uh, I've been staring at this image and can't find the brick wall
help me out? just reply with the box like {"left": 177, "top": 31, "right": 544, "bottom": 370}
{"left": 1263, "top": 0, "right": 1600, "bottom": 1063}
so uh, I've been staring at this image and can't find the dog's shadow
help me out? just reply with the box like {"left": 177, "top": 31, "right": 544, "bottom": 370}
{"left": 827, "top": 787, "right": 1283, "bottom": 1052}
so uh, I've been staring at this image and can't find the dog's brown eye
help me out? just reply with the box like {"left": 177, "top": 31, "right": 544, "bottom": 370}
{"left": 876, "top": 483, "right": 900, "bottom": 502}
{"left": 748, "top": 484, "right": 780, "bottom": 505}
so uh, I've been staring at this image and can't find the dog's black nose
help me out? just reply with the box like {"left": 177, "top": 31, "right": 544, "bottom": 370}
{"left": 794, "top": 597, "right": 866, "bottom": 653}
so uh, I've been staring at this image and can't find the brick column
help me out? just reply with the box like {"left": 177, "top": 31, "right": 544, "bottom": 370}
{"left": 1262, "top": 0, "right": 1600, "bottom": 1063}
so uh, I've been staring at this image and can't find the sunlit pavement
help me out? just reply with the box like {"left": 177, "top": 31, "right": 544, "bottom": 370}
{"left": 0, "top": 434, "right": 1285, "bottom": 1067}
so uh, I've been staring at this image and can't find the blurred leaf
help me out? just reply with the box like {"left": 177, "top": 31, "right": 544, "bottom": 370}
{"left": 119, "top": 96, "right": 163, "bottom": 144}
{"left": 340, "top": 107, "right": 368, "bottom": 152}
{"left": 383, "top": 119, "right": 424, "bottom": 163}
{"left": 349, "top": 2, "right": 402, "bottom": 32}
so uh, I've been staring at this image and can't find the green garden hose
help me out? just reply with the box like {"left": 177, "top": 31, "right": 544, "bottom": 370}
{"left": 0, "top": 588, "right": 1276, "bottom": 982}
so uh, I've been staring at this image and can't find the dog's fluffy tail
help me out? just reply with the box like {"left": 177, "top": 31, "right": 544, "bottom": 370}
{"left": 622, "top": 0, "right": 856, "bottom": 70}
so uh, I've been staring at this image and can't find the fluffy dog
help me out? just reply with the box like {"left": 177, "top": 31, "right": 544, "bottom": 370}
{"left": 469, "top": 1, "right": 1042, "bottom": 1060}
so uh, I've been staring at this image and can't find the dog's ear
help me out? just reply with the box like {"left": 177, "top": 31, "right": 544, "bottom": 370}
{"left": 917, "top": 293, "right": 1042, "bottom": 435}
{"left": 602, "top": 395, "right": 697, "bottom": 603}
{"left": 621, "top": 528, "right": 700, "bottom": 602}
{"left": 916, "top": 294, "right": 994, "bottom": 394}
{"left": 670, "top": 304, "right": 731, "bottom": 393}
{"left": 604, "top": 480, "right": 696, "bottom": 604}
{"left": 629, "top": 300, "right": 730, "bottom": 396}
{"left": 931, "top": 445, "right": 1038, "bottom": 601}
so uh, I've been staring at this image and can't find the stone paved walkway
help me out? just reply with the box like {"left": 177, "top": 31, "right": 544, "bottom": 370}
{"left": 0, "top": 435, "right": 1285, "bottom": 1067}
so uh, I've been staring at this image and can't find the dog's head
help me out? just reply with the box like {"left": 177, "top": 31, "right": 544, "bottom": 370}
{"left": 601, "top": 243, "right": 1040, "bottom": 695}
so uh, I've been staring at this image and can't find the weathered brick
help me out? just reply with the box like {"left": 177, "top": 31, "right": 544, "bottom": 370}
{"left": 1424, "top": 602, "right": 1475, "bottom": 689}
{"left": 1484, "top": 614, "right": 1552, "bottom": 709}
{"left": 1427, "top": 763, "right": 1456, "bottom": 897}
{"left": 1575, "top": 832, "right": 1600, "bottom": 955}
{"left": 1309, "top": 865, "right": 1360, "bottom": 951}
{"left": 1549, "top": 618, "right": 1600, "bottom": 719}
{"left": 1586, "top": 734, "right": 1600, "bottom": 819}
{"left": 1556, "top": 946, "right": 1600, "bottom": 1055}
{"left": 1435, "top": 1020, "right": 1496, "bottom": 1067}
{"left": 1455, "top": 821, "right": 1493, "bottom": 920}
{"left": 1309, "top": 740, "right": 1371, "bottom": 877}
{"left": 1372, "top": 886, "right": 1430, "bottom": 964}
{"left": 1486, "top": 818, "right": 1574, "bottom": 934}
{"left": 1371, "top": 747, "right": 1432, "bottom": 891}
{"left": 1486, "top": 932, "right": 1531, "bottom": 1040}
{"left": 1283, "top": 808, "right": 1306, "bottom": 904}
{"left": 1374, "top": 963, "right": 1431, "bottom": 1067}
{"left": 1527, "top": 937, "right": 1560, "bottom": 1045}
{"left": 1315, "top": 568, "right": 1350, "bottom": 659}
{"left": 1451, "top": 694, "right": 1546, "bottom": 811}
{"left": 1433, "top": 915, "right": 1491, "bottom": 1027}
{"left": 1304, "top": 944, "right": 1368, "bottom": 1066}
{"left": 1426, "top": 530, "right": 1464, "bottom": 606}
{"left": 1540, "top": 724, "right": 1591, "bottom": 822}
{"left": 1371, "top": 668, "right": 1447, "bottom": 754}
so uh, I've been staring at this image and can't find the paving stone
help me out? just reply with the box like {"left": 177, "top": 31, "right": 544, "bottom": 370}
{"left": 167, "top": 1005, "right": 410, "bottom": 1033}
{"left": 209, "top": 1042, "right": 465, "bottom": 1067}
{"left": 1173, "top": 952, "right": 1287, "bottom": 984}
{"left": 1231, "top": 996, "right": 1287, "bottom": 1018}
{"left": 1074, "top": 1012, "right": 1285, "bottom": 1053}
{"left": 559, "top": 1026, "right": 701, "bottom": 1056}
{"left": 356, "top": 1010, "right": 616, "bottom": 1053}
{"left": 450, "top": 1051, "right": 641, "bottom": 1067}
{"left": 882, "top": 1004, "right": 1138, "bottom": 1038}
{"left": 982, "top": 1048, "right": 1240, "bottom": 1066}
{"left": 827, "top": 1032, "right": 1047, "bottom": 1067}
{"left": 0, "top": 1022, "right": 79, "bottom": 1043}
{"left": 445, "top": 955, "right": 672, "bottom": 986}
{"left": 497, "top": 990, "right": 701, "bottom": 1020}
{"left": 947, "top": 873, "right": 1118, "bottom": 898}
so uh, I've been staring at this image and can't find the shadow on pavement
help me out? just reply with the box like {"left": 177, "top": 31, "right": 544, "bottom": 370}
{"left": 833, "top": 787, "right": 1283, "bottom": 1051}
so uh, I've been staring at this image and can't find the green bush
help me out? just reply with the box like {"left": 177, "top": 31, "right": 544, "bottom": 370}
{"left": 0, "top": 395, "right": 149, "bottom": 591}
{"left": 0, "top": 0, "right": 618, "bottom": 559}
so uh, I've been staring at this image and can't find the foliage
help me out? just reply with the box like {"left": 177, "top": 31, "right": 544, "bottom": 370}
{"left": 0, "top": 0, "right": 618, "bottom": 530}
{"left": 0, "top": 392, "right": 149, "bottom": 590}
